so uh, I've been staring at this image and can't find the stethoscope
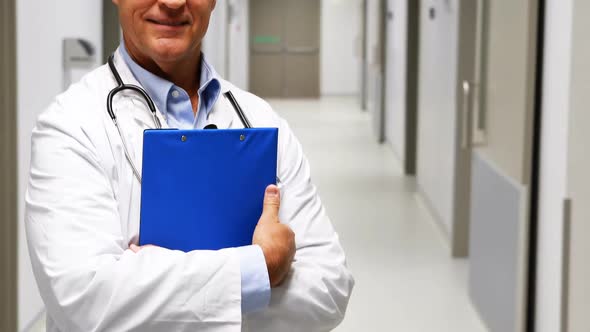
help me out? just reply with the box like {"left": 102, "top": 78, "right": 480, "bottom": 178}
{"left": 106, "top": 54, "right": 254, "bottom": 184}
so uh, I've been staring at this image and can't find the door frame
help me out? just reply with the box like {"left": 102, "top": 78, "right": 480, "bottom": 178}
{"left": 102, "top": 0, "right": 120, "bottom": 63}
{"left": 452, "top": 0, "right": 479, "bottom": 257}
{"left": 377, "top": 0, "right": 387, "bottom": 143}
{"left": 526, "top": 0, "right": 546, "bottom": 330}
{"left": 404, "top": 0, "right": 420, "bottom": 175}
{"left": 0, "top": 0, "right": 19, "bottom": 330}
{"left": 361, "top": 0, "right": 368, "bottom": 110}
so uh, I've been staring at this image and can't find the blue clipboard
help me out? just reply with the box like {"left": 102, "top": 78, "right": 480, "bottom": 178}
{"left": 139, "top": 128, "right": 278, "bottom": 252}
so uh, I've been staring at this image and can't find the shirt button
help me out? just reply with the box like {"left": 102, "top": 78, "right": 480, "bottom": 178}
{"left": 171, "top": 90, "right": 180, "bottom": 98}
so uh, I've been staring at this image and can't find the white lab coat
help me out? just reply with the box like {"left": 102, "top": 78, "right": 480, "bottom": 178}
{"left": 25, "top": 50, "right": 354, "bottom": 332}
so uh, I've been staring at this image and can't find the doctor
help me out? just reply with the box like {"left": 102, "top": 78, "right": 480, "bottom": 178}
{"left": 25, "top": 0, "right": 353, "bottom": 331}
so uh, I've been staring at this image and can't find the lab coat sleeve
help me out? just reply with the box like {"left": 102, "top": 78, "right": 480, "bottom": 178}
{"left": 25, "top": 103, "right": 243, "bottom": 332}
{"left": 243, "top": 118, "right": 355, "bottom": 331}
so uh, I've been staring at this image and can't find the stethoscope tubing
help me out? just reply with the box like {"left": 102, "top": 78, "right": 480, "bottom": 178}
{"left": 224, "top": 91, "right": 252, "bottom": 129}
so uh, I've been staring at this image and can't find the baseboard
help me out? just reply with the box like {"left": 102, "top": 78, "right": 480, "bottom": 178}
{"left": 415, "top": 185, "right": 452, "bottom": 252}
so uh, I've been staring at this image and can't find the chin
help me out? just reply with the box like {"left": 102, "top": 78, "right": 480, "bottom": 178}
{"left": 149, "top": 39, "right": 194, "bottom": 62}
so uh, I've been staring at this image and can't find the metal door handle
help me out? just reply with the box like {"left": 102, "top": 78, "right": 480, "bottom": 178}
{"left": 251, "top": 49, "right": 283, "bottom": 55}
{"left": 462, "top": 81, "right": 472, "bottom": 150}
{"left": 285, "top": 46, "right": 319, "bottom": 54}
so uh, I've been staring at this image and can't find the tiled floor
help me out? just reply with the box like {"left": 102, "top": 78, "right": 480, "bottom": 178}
{"left": 29, "top": 97, "right": 486, "bottom": 332}
{"left": 270, "top": 97, "right": 487, "bottom": 332}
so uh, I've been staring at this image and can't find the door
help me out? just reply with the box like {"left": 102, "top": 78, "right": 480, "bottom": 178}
{"left": 384, "top": 0, "right": 404, "bottom": 155}
{"left": 283, "top": 0, "right": 320, "bottom": 97}
{"left": 0, "top": 0, "right": 18, "bottom": 330}
{"left": 383, "top": 0, "right": 419, "bottom": 174}
{"left": 416, "top": 0, "right": 470, "bottom": 255}
{"left": 102, "top": 0, "right": 120, "bottom": 63}
{"left": 564, "top": 63, "right": 590, "bottom": 332}
{"left": 360, "top": 0, "right": 368, "bottom": 110}
{"left": 404, "top": 0, "right": 420, "bottom": 175}
{"left": 467, "top": 1, "right": 540, "bottom": 331}
{"left": 249, "top": 0, "right": 320, "bottom": 98}
{"left": 365, "top": 0, "right": 386, "bottom": 142}
{"left": 563, "top": 2, "right": 590, "bottom": 330}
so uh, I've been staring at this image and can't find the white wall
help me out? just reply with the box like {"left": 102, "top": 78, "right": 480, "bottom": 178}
{"left": 203, "top": 2, "right": 229, "bottom": 78}
{"left": 227, "top": 0, "right": 250, "bottom": 90}
{"left": 204, "top": 1, "right": 250, "bottom": 89}
{"left": 16, "top": 1, "right": 103, "bottom": 330}
{"left": 535, "top": 1, "right": 573, "bottom": 331}
{"left": 416, "top": 0, "right": 459, "bottom": 233}
{"left": 320, "top": 0, "right": 362, "bottom": 96}
{"left": 384, "top": 0, "right": 407, "bottom": 160}
{"left": 365, "top": 0, "right": 381, "bottom": 109}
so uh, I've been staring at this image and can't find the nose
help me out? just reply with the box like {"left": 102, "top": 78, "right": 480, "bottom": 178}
{"left": 158, "top": 0, "right": 186, "bottom": 9}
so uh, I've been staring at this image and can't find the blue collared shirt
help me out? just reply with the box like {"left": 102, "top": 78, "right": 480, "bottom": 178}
{"left": 120, "top": 44, "right": 270, "bottom": 314}
{"left": 120, "top": 44, "right": 219, "bottom": 129}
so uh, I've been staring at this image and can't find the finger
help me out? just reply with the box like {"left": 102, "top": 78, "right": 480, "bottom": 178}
{"left": 130, "top": 244, "right": 141, "bottom": 253}
{"left": 261, "top": 185, "right": 281, "bottom": 222}
{"left": 130, "top": 244, "right": 158, "bottom": 253}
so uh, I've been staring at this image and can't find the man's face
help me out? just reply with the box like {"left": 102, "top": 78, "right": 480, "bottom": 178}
{"left": 113, "top": 0, "right": 216, "bottom": 63}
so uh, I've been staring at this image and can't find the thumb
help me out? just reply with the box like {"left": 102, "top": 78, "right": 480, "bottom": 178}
{"left": 130, "top": 244, "right": 141, "bottom": 253}
{"left": 260, "top": 185, "right": 281, "bottom": 222}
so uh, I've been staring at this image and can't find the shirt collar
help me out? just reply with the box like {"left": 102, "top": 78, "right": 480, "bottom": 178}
{"left": 119, "top": 43, "right": 221, "bottom": 120}
{"left": 198, "top": 56, "right": 222, "bottom": 120}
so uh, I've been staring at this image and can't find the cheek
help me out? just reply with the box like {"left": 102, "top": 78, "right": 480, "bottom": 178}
{"left": 120, "top": 2, "right": 151, "bottom": 31}
{"left": 195, "top": 13, "right": 212, "bottom": 37}
{"left": 128, "top": 12, "right": 153, "bottom": 45}
{"left": 118, "top": 7, "right": 136, "bottom": 35}
{"left": 189, "top": 2, "right": 214, "bottom": 32}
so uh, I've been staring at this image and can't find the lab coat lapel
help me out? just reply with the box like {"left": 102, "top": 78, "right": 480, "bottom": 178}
{"left": 208, "top": 84, "right": 236, "bottom": 129}
{"left": 108, "top": 50, "right": 168, "bottom": 239}
{"left": 113, "top": 50, "right": 168, "bottom": 130}
{"left": 110, "top": 50, "right": 168, "bottom": 177}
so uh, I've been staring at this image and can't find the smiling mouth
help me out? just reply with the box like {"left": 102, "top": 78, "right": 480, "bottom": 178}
{"left": 147, "top": 19, "right": 189, "bottom": 27}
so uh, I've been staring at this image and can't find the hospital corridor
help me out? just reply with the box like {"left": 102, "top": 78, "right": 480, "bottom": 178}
{"left": 2, "top": 0, "right": 590, "bottom": 332}
{"left": 274, "top": 98, "right": 486, "bottom": 332}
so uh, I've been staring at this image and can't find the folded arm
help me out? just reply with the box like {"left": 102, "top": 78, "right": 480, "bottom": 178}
{"left": 244, "top": 119, "right": 355, "bottom": 331}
